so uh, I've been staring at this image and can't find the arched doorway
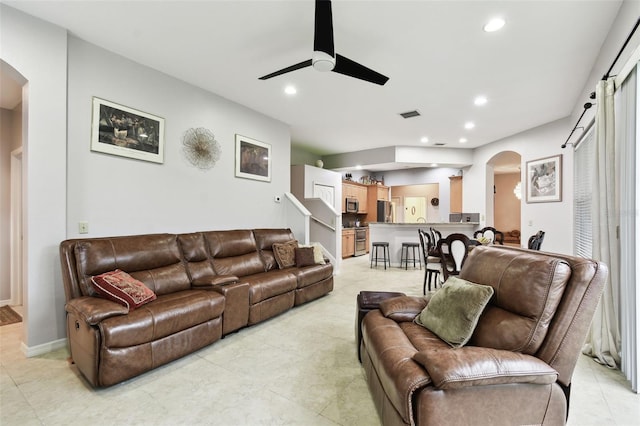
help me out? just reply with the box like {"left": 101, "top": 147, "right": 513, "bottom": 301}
{"left": 487, "top": 151, "right": 522, "bottom": 246}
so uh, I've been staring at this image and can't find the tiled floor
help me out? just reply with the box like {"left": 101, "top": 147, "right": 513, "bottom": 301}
{"left": 1, "top": 255, "right": 638, "bottom": 425}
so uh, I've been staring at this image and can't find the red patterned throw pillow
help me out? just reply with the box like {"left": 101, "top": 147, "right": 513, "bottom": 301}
{"left": 91, "top": 269, "right": 156, "bottom": 310}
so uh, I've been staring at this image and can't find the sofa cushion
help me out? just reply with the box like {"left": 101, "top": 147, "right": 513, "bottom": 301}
{"left": 295, "top": 247, "right": 316, "bottom": 268}
{"left": 460, "top": 246, "right": 571, "bottom": 354}
{"left": 91, "top": 269, "right": 157, "bottom": 310}
{"left": 244, "top": 270, "right": 297, "bottom": 304}
{"left": 290, "top": 262, "right": 333, "bottom": 288}
{"left": 177, "top": 232, "right": 217, "bottom": 283}
{"left": 253, "top": 228, "right": 296, "bottom": 270}
{"left": 415, "top": 277, "right": 494, "bottom": 347}
{"left": 273, "top": 240, "right": 298, "bottom": 269}
{"left": 100, "top": 289, "right": 225, "bottom": 348}
{"left": 204, "top": 230, "right": 265, "bottom": 277}
{"left": 413, "top": 346, "right": 558, "bottom": 389}
{"left": 74, "top": 234, "right": 191, "bottom": 296}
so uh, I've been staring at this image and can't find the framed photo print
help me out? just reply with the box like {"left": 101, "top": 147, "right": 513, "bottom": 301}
{"left": 526, "top": 154, "right": 562, "bottom": 203}
{"left": 91, "top": 97, "right": 165, "bottom": 163}
{"left": 235, "top": 134, "right": 271, "bottom": 182}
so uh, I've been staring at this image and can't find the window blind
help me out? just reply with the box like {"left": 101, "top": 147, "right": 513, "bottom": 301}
{"left": 573, "top": 125, "right": 595, "bottom": 258}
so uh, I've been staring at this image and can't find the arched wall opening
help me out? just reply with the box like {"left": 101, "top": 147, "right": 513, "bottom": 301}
{"left": 486, "top": 150, "right": 522, "bottom": 246}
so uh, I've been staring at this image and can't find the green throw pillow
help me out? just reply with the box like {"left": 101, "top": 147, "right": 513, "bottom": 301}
{"left": 415, "top": 276, "right": 494, "bottom": 348}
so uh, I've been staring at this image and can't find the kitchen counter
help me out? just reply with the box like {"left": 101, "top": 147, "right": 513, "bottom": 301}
{"left": 368, "top": 222, "right": 480, "bottom": 267}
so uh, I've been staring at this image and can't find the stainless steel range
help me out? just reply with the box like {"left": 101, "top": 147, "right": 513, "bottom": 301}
{"left": 354, "top": 227, "right": 367, "bottom": 256}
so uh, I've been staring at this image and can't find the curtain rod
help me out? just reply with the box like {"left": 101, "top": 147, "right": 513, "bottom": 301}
{"left": 561, "top": 16, "right": 640, "bottom": 149}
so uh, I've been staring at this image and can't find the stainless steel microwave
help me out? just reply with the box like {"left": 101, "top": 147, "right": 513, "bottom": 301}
{"left": 345, "top": 198, "right": 359, "bottom": 213}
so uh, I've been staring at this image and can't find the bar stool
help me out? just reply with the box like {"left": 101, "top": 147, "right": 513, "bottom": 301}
{"left": 370, "top": 242, "right": 390, "bottom": 269}
{"left": 400, "top": 242, "right": 421, "bottom": 270}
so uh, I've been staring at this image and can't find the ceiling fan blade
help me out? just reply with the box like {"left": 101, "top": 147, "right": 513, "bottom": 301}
{"left": 314, "top": 0, "right": 335, "bottom": 57}
{"left": 332, "top": 54, "right": 389, "bottom": 86}
{"left": 258, "top": 59, "right": 313, "bottom": 80}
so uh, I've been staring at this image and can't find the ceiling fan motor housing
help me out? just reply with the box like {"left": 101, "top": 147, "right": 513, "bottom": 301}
{"left": 312, "top": 50, "right": 336, "bottom": 72}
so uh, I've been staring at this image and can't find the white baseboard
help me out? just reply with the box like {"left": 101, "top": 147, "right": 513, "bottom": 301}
{"left": 21, "top": 338, "right": 67, "bottom": 357}
{"left": 0, "top": 299, "right": 12, "bottom": 307}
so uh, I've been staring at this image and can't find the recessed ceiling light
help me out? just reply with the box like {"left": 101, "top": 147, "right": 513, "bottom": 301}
{"left": 284, "top": 85, "right": 297, "bottom": 95}
{"left": 459, "top": 138, "right": 468, "bottom": 143}
{"left": 420, "top": 137, "right": 429, "bottom": 143}
{"left": 356, "top": 165, "right": 362, "bottom": 170}
{"left": 431, "top": 163, "right": 438, "bottom": 167}
{"left": 464, "top": 121, "right": 475, "bottom": 130}
{"left": 474, "top": 96, "right": 488, "bottom": 106}
{"left": 484, "top": 18, "right": 505, "bottom": 32}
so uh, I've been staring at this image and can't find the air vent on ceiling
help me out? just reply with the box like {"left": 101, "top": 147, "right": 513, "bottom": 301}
{"left": 434, "top": 143, "right": 446, "bottom": 146}
{"left": 399, "top": 110, "right": 421, "bottom": 119}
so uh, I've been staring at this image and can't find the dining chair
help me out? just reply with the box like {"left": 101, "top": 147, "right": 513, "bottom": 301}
{"left": 473, "top": 226, "right": 505, "bottom": 245}
{"left": 429, "top": 227, "right": 442, "bottom": 253}
{"left": 437, "top": 233, "right": 471, "bottom": 281}
{"left": 418, "top": 229, "right": 442, "bottom": 294}
{"left": 528, "top": 230, "right": 545, "bottom": 250}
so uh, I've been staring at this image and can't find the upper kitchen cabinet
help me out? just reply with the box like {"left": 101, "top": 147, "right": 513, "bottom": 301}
{"left": 342, "top": 181, "right": 368, "bottom": 213}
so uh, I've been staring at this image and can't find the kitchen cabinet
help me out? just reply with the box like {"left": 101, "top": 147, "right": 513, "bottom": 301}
{"left": 365, "top": 228, "right": 370, "bottom": 253}
{"left": 449, "top": 176, "right": 462, "bottom": 212}
{"left": 342, "top": 229, "right": 355, "bottom": 258}
{"left": 342, "top": 181, "right": 368, "bottom": 213}
{"left": 365, "top": 184, "right": 390, "bottom": 223}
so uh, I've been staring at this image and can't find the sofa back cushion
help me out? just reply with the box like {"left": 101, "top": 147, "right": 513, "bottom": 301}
{"left": 459, "top": 246, "right": 571, "bottom": 355}
{"left": 74, "top": 234, "right": 190, "bottom": 296}
{"left": 177, "top": 232, "right": 216, "bottom": 282}
{"left": 253, "top": 228, "right": 296, "bottom": 271}
{"left": 204, "top": 230, "right": 264, "bottom": 277}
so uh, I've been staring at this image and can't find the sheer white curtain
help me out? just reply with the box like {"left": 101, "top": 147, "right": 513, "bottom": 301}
{"left": 581, "top": 77, "right": 621, "bottom": 368}
{"left": 617, "top": 65, "right": 638, "bottom": 392}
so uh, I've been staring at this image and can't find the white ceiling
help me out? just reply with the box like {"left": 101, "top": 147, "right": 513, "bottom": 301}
{"left": 3, "top": 0, "right": 622, "bottom": 168}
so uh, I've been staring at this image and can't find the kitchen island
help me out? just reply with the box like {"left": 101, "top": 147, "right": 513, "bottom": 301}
{"left": 369, "top": 222, "right": 480, "bottom": 267}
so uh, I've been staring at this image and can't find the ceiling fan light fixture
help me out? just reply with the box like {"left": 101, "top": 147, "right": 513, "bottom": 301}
{"left": 312, "top": 50, "right": 336, "bottom": 72}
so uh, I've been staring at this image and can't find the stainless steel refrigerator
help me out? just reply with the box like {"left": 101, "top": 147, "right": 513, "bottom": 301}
{"left": 377, "top": 200, "right": 392, "bottom": 223}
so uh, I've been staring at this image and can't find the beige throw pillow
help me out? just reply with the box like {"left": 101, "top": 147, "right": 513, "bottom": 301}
{"left": 415, "top": 276, "right": 494, "bottom": 348}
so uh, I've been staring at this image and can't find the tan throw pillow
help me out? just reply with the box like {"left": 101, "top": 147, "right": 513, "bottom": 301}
{"left": 91, "top": 269, "right": 156, "bottom": 311}
{"left": 295, "top": 247, "right": 316, "bottom": 268}
{"left": 415, "top": 276, "right": 494, "bottom": 348}
{"left": 272, "top": 240, "right": 298, "bottom": 269}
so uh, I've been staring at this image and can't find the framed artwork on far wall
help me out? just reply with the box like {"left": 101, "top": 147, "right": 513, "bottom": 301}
{"left": 235, "top": 134, "right": 271, "bottom": 182}
{"left": 526, "top": 154, "right": 562, "bottom": 203}
{"left": 91, "top": 97, "right": 165, "bottom": 163}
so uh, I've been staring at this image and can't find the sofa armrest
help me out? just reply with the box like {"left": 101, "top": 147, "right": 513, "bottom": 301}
{"left": 379, "top": 296, "right": 429, "bottom": 322}
{"left": 192, "top": 275, "right": 239, "bottom": 288}
{"left": 65, "top": 296, "right": 128, "bottom": 326}
{"left": 413, "top": 346, "right": 558, "bottom": 389}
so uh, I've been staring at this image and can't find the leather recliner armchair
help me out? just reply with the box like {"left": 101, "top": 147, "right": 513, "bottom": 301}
{"left": 360, "top": 245, "right": 607, "bottom": 425}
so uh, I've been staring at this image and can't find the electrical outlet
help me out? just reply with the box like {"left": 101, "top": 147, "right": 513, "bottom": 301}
{"left": 79, "top": 221, "right": 89, "bottom": 234}
{"left": 528, "top": 220, "right": 533, "bottom": 227}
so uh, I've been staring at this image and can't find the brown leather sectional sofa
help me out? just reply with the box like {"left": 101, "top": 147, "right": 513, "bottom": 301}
{"left": 59, "top": 228, "right": 333, "bottom": 387}
{"left": 360, "top": 245, "right": 607, "bottom": 425}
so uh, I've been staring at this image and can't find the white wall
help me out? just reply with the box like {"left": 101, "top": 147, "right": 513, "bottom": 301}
{"left": 67, "top": 36, "right": 291, "bottom": 237}
{"left": 0, "top": 5, "right": 68, "bottom": 350}
{"left": 465, "top": 118, "right": 572, "bottom": 254}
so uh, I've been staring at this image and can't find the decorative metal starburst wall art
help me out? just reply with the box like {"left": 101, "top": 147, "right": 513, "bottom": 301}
{"left": 182, "top": 127, "right": 221, "bottom": 170}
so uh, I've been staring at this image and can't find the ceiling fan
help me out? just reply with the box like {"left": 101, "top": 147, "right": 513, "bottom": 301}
{"left": 259, "top": 0, "right": 389, "bottom": 86}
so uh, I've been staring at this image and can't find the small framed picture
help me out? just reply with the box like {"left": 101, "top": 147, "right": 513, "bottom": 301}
{"left": 235, "top": 134, "right": 271, "bottom": 182}
{"left": 526, "top": 154, "right": 562, "bottom": 203}
{"left": 91, "top": 97, "right": 165, "bottom": 163}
